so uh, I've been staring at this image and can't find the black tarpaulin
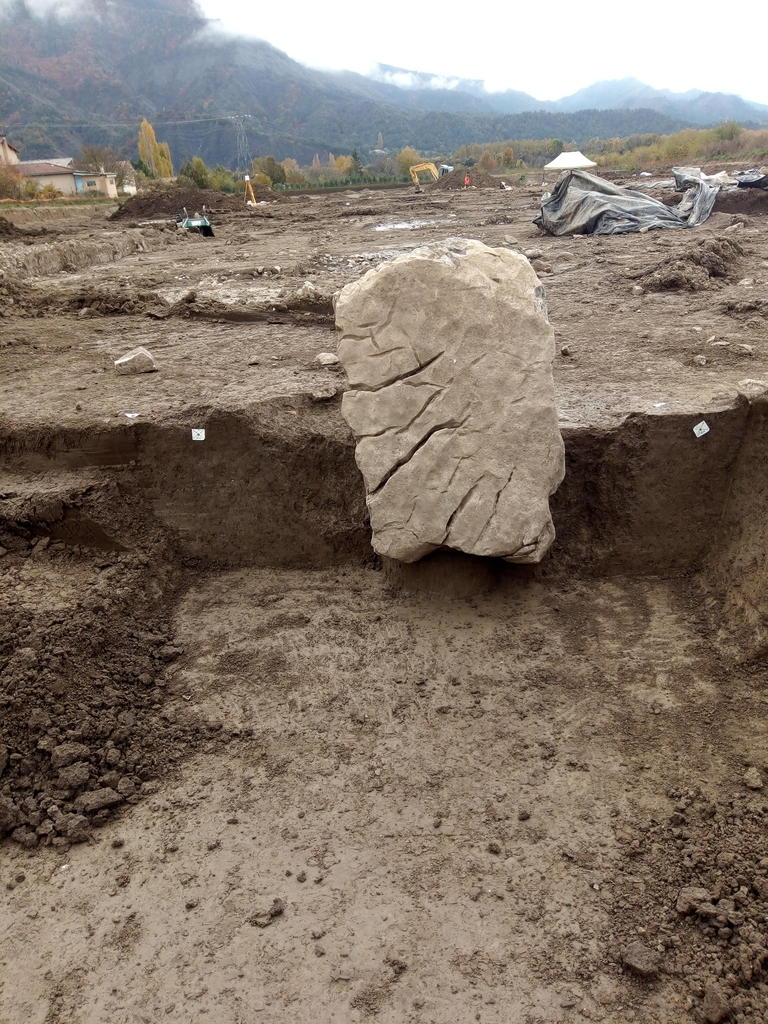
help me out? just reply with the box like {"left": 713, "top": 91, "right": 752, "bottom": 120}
{"left": 534, "top": 170, "right": 718, "bottom": 236}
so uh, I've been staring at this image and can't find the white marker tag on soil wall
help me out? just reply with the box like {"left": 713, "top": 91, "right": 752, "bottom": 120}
{"left": 693, "top": 420, "right": 710, "bottom": 438}
{"left": 192, "top": 428, "right": 206, "bottom": 441}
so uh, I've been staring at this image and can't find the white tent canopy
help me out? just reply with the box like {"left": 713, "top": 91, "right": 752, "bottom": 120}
{"left": 544, "top": 150, "right": 597, "bottom": 170}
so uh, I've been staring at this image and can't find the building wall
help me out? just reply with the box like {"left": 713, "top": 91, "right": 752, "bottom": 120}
{"left": 30, "top": 173, "right": 77, "bottom": 195}
{"left": 74, "top": 174, "right": 118, "bottom": 199}
{"left": 102, "top": 176, "right": 119, "bottom": 200}
{"left": 0, "top": 138, "right": 20, "bottom": 165}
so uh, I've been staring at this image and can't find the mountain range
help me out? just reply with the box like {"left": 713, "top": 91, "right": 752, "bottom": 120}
{"left": 364, "top": 66, "right": 768, "bottom": 125}
{"left": 1, "top": 0, "right": 766, "bottom": 167}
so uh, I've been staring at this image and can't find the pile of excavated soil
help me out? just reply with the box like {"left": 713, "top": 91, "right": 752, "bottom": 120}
{"left": 714, "top": 189, "right": 768, "bottom": 216}
{"left": 109, "top": 184, "right": 273, "bottom": 221}
{"left": 642, "top": 237, "right": 744, "bottom": 291}
{"left": 609, "top": 784, "right": 768, "bottom": 1023}
{"left": 39, "top": 283, "right": 171, "bottom": 318}
{"left": 431, "top": 168, "right": 500, "bottom": 190}
{"left": 0, "top": 481, "right": 216, "bottom": 849}
{"left": 0, "top": 279, "right": 170, "bottom": 320}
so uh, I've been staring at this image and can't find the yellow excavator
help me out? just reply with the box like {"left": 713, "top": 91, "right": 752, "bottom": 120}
{"left": 409, "top": 162, "right": 440, "bottom": 191}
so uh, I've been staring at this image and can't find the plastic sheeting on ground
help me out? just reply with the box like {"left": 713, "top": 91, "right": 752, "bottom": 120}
{"left": 734, "top": 169, "right": 768, "bottom": 190}
{"left": 672, "top": 166, "right": 736, "bottom": 190}
{"left": 534, "top": 170, "right": 719, "bottom": 236}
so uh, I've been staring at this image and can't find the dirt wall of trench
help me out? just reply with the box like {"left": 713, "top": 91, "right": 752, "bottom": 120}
{"left": 0, "top": 225, "right": 179, "bottom": 279}
{"left": 702, "top": 396, "right": 768, "bottom": 660}
{"left": 0, "top": 399, "right": 752, "bottom": 577}
{"left": 551, "top": 404, "right": 749, "bottom": 576}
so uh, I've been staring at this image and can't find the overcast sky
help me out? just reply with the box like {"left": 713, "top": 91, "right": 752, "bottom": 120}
{"left": 200, "top": 0, "right": 768, "bottom": 104}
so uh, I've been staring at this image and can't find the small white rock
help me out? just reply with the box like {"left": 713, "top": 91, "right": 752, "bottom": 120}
{"left": 314, "top": 352, "right": 340, "bottom": 366}
{"left": 310, "top": 384, "right": 339, "bottom": 401}
{"left": 744, "top": 766, "right": 763, "bottom": 790}
{"left": 632, "top": 285, "right": 644, "bottom": 296}
{"left": 114, "top": 347, "right": 157, "bottom": 375}
{"left": 296, "top": 280, "right": 322, "bottom": 300}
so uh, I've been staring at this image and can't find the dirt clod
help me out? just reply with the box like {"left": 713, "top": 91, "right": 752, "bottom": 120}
{"left": 248, "top": 897, "right": 286, "bottom": 928}
{"left": 621, "top": 940, "right": 661, "bottom": 978}
{"left": 702, "top": 983, "right": 731, "bottom": 1023}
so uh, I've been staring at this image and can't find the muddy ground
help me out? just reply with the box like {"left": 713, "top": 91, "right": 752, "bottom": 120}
{"left": 1, "top": 179, "right": 768, "bottom": 1024}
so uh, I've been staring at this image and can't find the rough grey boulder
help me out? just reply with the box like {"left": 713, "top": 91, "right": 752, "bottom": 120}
{"left": 335, "top": 238, "right": 564, "bottom": 563}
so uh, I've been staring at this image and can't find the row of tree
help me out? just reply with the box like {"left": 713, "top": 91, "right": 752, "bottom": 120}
{"left": 445, "top": 123, "right": 768, "bottom": 171}
{"left": 4, "top": 117, "right": 766, "bottom": 204}
{"left": 583, "top": 123, "right": 768, "bottom": 169}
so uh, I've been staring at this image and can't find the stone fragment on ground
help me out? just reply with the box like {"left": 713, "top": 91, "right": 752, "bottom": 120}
{"left": 335, "top": 237, "right": 564, "bottom": 563}
{"left": 114, "top": 346, "right": 157, "bottom": 374}
{"left": 621, "top": 940, "right": 660, "bottom": 978}
{"left": 744, "top": 766, "right": 763, "bottom": 789}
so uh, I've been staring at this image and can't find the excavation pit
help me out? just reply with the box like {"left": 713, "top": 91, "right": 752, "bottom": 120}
{"left": 2, "top": 186, "right": 768, "bottom": 1023}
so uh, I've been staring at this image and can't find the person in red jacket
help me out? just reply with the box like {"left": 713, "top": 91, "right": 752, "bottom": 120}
{"left": 464, "top": 172, "right": 471, "bottom": 188}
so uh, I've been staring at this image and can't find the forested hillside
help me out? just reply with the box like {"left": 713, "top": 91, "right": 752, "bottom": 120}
{"left": 0, "top": 0, "right": 754, "bottom": 166}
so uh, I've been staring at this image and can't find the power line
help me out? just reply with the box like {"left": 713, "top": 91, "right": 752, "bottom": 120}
{"left": 1, "top": 114, "right": 260, "bottom": 131}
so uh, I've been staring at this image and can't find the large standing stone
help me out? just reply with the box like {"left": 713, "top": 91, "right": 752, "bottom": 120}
{"left": 335, "top": 238, "right": 564, "bottom": 563}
